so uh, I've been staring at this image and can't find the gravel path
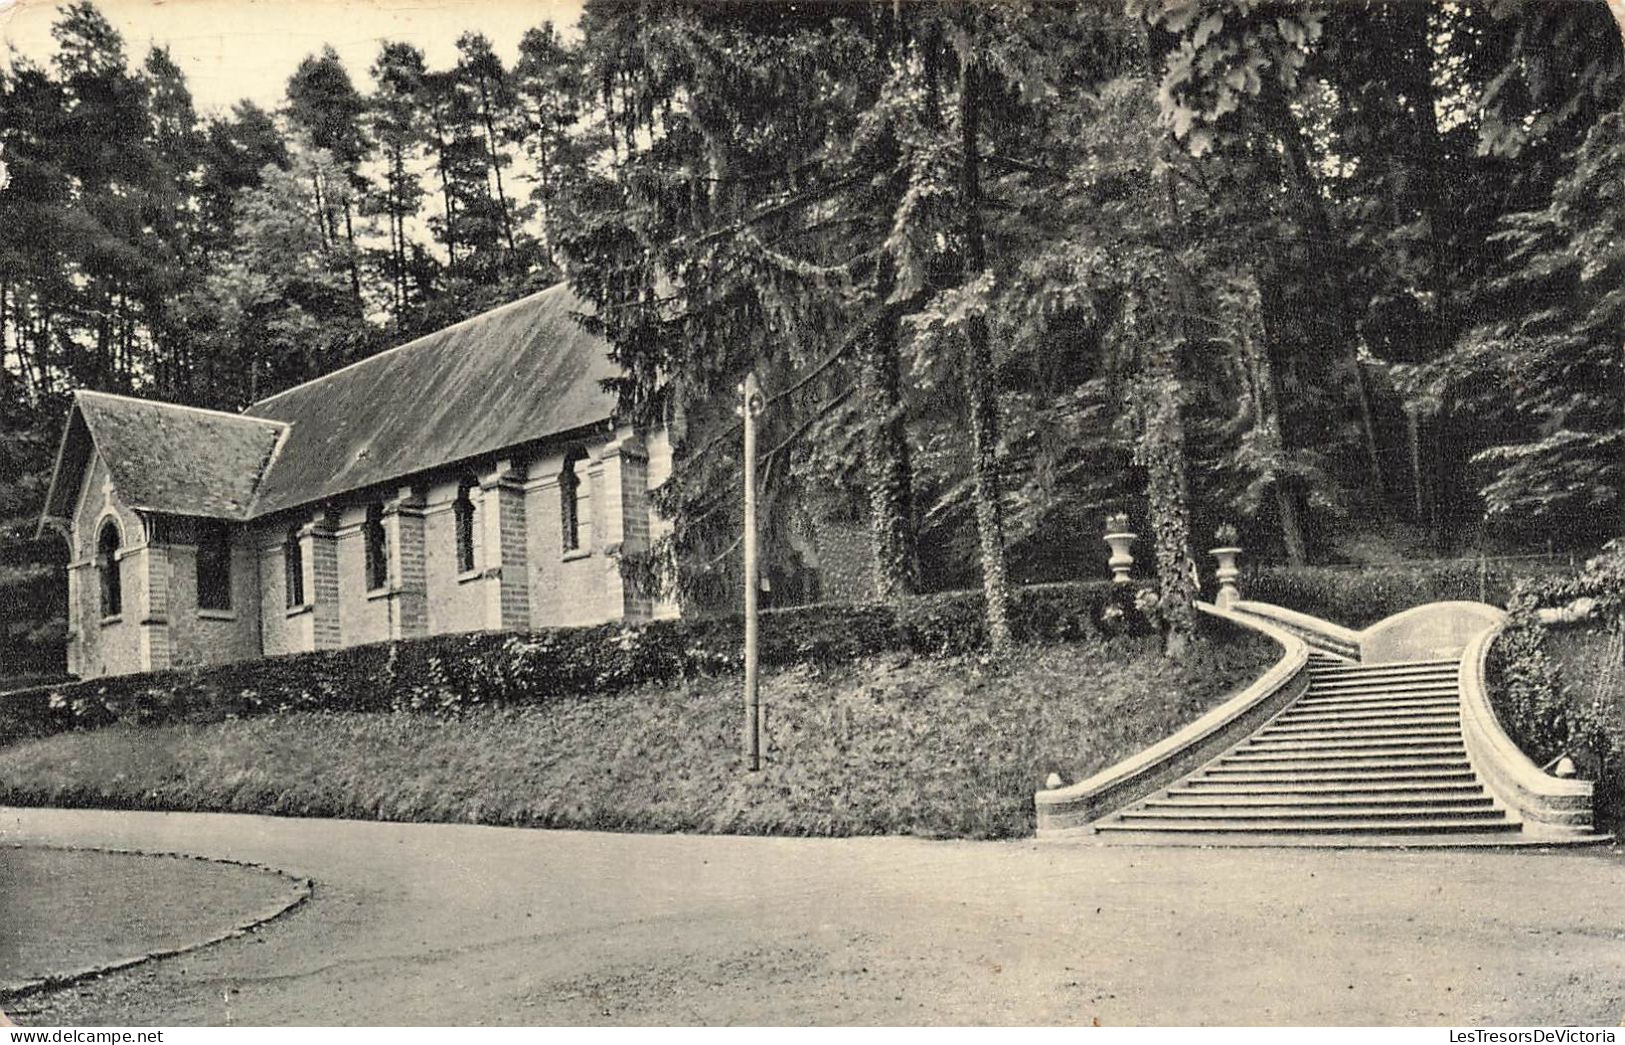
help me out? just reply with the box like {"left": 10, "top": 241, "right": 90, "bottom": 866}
{"left": 2, "top": 806, "right": 1623, "bottom": 1026}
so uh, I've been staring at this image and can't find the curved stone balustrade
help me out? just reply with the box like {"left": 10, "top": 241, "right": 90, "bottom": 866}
{"left": 1360, "top": 601, "right": 1507, "bottom": 665}
{"left": 1229, "top": 600, "right": 1361, "bottom": 660}
{"left": 1034, "top": 602, "right": 1309, "bottom": 835}
{"left": 1458, "top": 613, "right": 1596, "bottom": 839}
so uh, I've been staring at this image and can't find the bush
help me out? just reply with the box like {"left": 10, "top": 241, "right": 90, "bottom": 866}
{"left": 1485, "top": 561, "right": 1625, "bottom": 833}
{"left": 1486, "top": 600, "right": 1617, "bottom": 771}
{"left": 0, "top": 580, "right": 1154, "bottom": 744}
{"left": 1242, "top": 559, "right": 1555, "bottom": 628}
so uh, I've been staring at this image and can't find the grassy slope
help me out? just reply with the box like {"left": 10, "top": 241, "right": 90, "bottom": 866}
{"left": 0, "top": 635, "right": 1273, "bottom": 840}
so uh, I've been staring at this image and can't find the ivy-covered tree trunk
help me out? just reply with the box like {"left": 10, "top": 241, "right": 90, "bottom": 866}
{"left": 1145, "top": 172, "right": 1199, "bottom": 659}
{"left": 1613, "top": 0, "right": 1625, "bottom": 537}
{"left": 1137, "top": 351, "right": 1198, "bottom": 659}
{"left": 957, "top": 48, "right": 1012, "bottom": 652}
{"left": 859, "top": 314, "right": 918, "bottom": 601}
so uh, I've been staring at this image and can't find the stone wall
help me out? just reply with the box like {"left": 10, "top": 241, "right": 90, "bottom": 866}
{"left": 422, "top": 475, "right": 486, "bottom": 637}
{"left": 257, "top": 526, "right": 302, "bottom": 659}
{"left": 334, "top": 503, "right": 392, "bottom": 649}
{"left": 161, "top": 519, "right": 260, "bottom": 670}
{"left": 68, "top": 453, "right": 143, "bottom": 679}
{"left": 528, "top": 445, "right": 610, "bottom": 628}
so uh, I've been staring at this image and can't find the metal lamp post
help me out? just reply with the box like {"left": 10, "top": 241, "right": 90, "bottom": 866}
{"left": 741, "top": 371, "right": 765, "bottom": 771}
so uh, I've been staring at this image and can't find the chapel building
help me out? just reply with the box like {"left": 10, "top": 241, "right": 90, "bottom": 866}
{"left": 38, "top": 283, "right": 675, "bottom": 680}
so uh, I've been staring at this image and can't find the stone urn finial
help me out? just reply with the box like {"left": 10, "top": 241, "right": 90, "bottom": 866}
{"left": 1104, "top": 512, "right": 1136, "bottom": 585}
{"left": 1209, "top": 524, "right": 1242, "bottom": 608}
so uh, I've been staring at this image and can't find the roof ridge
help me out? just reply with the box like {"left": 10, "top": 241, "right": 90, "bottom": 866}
{"left": 76, "top": 388, "right": 289, "bottom": 429}
{"left": 244, "top": 421, "right": 294, "bottom": 519}
{"left": 245, "top": 282, "right": 569, "bottom": 414}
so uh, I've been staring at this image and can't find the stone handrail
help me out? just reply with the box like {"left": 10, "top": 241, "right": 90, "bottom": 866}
{"left": 1234, "top": 599, "right": 1514, "bottom": 665}
{"left": 1359, "top": 601, "right": 1505, "bottom": 664}
{"left": 1458, "top": 613, "right": 1595, "bottom": 838}
{"left": 1034, "top": 601, "right": 1310, "bottom": 835}
{"left": 1229, "top": 600, "right": 1361, "bottom": 660}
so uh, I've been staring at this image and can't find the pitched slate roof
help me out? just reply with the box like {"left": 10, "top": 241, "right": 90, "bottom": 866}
{"left": 40, "top": 282, "right": 623, "bottom": 532}
{"left": 243, "top": 282, "right": 619, "bottom": 518}
{"left": 41, "top": 392, "right": 288, "bottom": 524}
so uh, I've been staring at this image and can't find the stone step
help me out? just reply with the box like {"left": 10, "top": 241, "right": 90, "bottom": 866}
{"left": 1169, "top": 781, "right": 1486, "bottom": 797}
{"left": 1193, "top": 765, "right": 1477, "bottom": 783}
{"left": 1094, "top": 817, "right": 1520, "bottom": 836}
{"left": 1249, "top": 729, "right": 1463, "bottom": 749}
{"left": 1256, "top": 721, "right": 1460, "bottom": 741}
{"left": 1289, "top": 694, "right": 1459, "bottom": 713}
{"left": 1214, "top": 753, "right": 1470, "bottom": 771}
{"left": 1222, "top": 744, "right": 1469, "bottom": 760}
{"left": 1144, "top": 793, "right": 1494, "bottom": 811}
{"left": 1307, "top": 676, "right": 1459, "bottom": 690}
{"left": 1305, "top": 679, "right": 1459, "bottom": 697}
{"left": 1118, "top": 803, "right": 1508, "bottom": 821}
{"left": 1270, "top": 709, "right": 1460, "bottom": 729}
{"left": 1308, "top": 659, "right": 1457, "bottom": 678}
{"left": 1306, "top": 659, "right": 1462, "bottom": 676}
{"left": 1278, "top": 701, "right": 1459, "bottom": 719}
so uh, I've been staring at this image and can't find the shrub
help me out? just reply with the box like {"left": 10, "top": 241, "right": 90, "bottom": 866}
{"left": 1488, "top": 565, "right": 1625, "bottom": 832}
{"left": 1242, "top": 559, "right": 1555, "bottom": 627}
{"left": 1487, "top": 600, "right": 1614, "bottom": 768}
{"left": 1, "top": 580, "right": 1155, "bottom": 743}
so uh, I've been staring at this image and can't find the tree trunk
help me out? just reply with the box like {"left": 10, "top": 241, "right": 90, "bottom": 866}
{"left": 342, "top": 197, "right": 362, "bottom": 308}
{"left": 532, "top": 104, "right": 555, "bottom": 265}
{"left": 1143, "top": 173, "right": 1202, "bottom": 657}
{"left": 1276, "top": 486, "right": 1308, "bottom": 567}
{"left": 957, "top": 45, "right": 1012, "bottom": 653}
{"left": 1139, "top": 358, "right": 1198, "bottom": 660}
{"left": 859, "top": 314, "right": 918, "bottom": 601}
{"left": 478, "top": 96, "right": 518, "bottom": 257}
{"left": 0, "top": 278, "right": 9, "bottom": 383}
{"left": 1352, "top": 355, "right": 1385, "bottom": 493}
{"left": 1241, "top": 280, "right": 1310, "bottom": 567}
{"left": 431, "top": 112, "right": 458, "bottom": 271}
{"left": 1263, "top": 82, "right": 1386, "bottom": 512}
{"left": 1406, "top": 403, "right": 1427, "bottom": 524}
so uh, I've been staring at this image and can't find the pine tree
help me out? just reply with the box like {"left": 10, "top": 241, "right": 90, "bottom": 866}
{"left": 286, "top": 46, "right": 370, "bottom": 307}
{"left": 367, "top": 42, "right": 431, "bottom": 324}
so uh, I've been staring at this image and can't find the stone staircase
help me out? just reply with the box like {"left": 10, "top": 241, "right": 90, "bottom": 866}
{"left": 1091, "top": 651, "right": 1522, "bottom": 841}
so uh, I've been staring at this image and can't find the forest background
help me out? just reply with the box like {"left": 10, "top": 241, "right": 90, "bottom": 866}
{"left": 0, "top": 0, "right": 1619, "bottom": 671}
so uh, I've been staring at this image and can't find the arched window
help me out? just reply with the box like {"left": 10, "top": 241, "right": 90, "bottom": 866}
{"left": 97, "top": 520, "right": 122, "bottom": 618}
{"left": 197, "top": 520, "right": 232, "bottom": 611}
{"left": 364, "top": 503, "right": 388, "bottom": 591}
{"left": 454, "top": 478, "right": 478, "bottom": 574}
{"left": 560, "top": 449, "right": 586, "bottom": 553}
{"left": 284, "top": 527, "right": 305, "bottom": 608}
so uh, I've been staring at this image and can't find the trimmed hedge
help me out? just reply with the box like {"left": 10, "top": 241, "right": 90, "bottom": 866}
{"left": 1, "top": 580, "right": 1152, "bottom": 744}
{"left": 1242, "top": 559, "right": 1557, "bottom": 628}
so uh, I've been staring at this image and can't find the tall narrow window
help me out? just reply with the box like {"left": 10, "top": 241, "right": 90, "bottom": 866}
{"left": 197, "top": 520, "right": 232, "bottom": 611}
{"left": 364, "top": 504, "right": 389, "bottom": 590}
{"left": 454, "top": 479, "right": 478, "bottom": 573}
{"left": 560, "top": 450, "right": 584, "bottom": 553}
{"left": 98, "top": 520, "right": 122, "bottom": 618}
{"left": 284, "top": 527, "right": 305, "bottom": 608}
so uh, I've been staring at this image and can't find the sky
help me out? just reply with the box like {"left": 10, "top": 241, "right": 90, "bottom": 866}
{"left": 0, "top": 0, "right": 585, "bottom": 114}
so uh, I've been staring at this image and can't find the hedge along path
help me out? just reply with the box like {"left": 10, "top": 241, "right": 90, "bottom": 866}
{"left": 0, "top": 843, "right": 313, "bottom": 1004}
{"left": 0, "top": 580, "right": 1155, "bottom": 746}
